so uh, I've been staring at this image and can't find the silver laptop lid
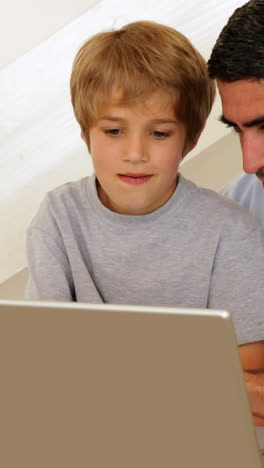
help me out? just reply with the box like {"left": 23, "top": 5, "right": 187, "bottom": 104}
{"left": 0, "top": 300, "right": 262, "bottom": 468}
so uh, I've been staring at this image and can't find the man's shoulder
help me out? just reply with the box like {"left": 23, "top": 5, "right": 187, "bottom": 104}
{"left": 219, "top": 173, "right": 264, "bottom": 224}
{"left": 219, "top": 173, "right": 258, "bottom": 203}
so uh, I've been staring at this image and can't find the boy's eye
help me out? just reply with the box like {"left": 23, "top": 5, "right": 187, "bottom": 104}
{"left": 152, "top": 131, "right": 169, "bottom": 138}
{"left": 105, "top": 129, "right": 122, "bottom": 136}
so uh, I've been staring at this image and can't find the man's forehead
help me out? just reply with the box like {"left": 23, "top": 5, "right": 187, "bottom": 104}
{"left": 217, "top": 78, "right": 264, "bottom": 125}
{"left": 217, "top": 78, "right": 264, "bottom": 99}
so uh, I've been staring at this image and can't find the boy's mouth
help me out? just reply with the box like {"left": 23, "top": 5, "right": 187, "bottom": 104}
{"left": 118, "top": 173, "right": 152, "bottom": 185}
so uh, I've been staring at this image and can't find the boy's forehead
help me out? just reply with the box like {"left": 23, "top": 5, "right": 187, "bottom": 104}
{"left": 96, "top": 87, "right": 179, "bottom": 120}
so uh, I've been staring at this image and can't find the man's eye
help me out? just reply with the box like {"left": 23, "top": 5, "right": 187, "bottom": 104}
{"left": 224, "top": 123, "right": 241, "bottom": 134}
{"left": 105, "top": 129, "right": 121, "bottom": 136}
{"left": 226, "top": 124, "right": 241, "bottom": 134}
{"left": 152, "top": 131, "right": 169, "bottom": 138}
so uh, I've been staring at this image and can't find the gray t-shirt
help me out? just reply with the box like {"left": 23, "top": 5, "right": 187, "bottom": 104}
{"left": 26, "top": 173, "right": 264, "bottom": 345}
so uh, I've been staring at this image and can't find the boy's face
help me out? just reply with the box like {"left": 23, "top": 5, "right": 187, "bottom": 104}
{"left": 86, "top": 88, "right": 193, "bottom": 215}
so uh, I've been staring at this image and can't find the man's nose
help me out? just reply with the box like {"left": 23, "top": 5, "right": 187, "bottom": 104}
{"left": 241, "top": 133, "right": 264, "bottom": 174}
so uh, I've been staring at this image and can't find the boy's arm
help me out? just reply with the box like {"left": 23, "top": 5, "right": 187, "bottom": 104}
{"left": 25, "top": 187, "right": 105, "bottom": 302}
{"left": 26, "top": 226, "right": 74, "bottom": 301}
{"left": 207, "top": 209, "right": 264, "bottom": 425}
{"left": 239, "top": 341, "right": 264, "bottom": 426}
{"left": 26, "top": 225, "right": 103, "bottom": 302}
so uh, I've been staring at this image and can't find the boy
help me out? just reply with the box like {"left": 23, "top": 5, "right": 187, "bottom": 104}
{"left": 26, "top": 21, "right": 264, "bottom": 422}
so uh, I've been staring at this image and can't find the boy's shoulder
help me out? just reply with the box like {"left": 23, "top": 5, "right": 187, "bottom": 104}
{"left": 46, "top": 174, "right": 93, "bottom": 204}
{"left": 180, "top": 174, "right": 261, "bottom": 230}
{"left": 29, "top": 174, "right": 95, "bottom": 231}
{"left": 181, "top": 174, "right": 252, "bottom": 213}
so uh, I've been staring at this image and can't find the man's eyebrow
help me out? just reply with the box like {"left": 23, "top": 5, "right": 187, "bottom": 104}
{"left": 219, "top": 114, "right": 264, "bottom": 128}
{"left": 243, "top": 115, "right": 264, "bottom": 128}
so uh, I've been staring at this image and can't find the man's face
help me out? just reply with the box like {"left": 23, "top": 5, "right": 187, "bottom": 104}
{"left": 87, "top": 88, "right": 193, "bottom": 215}
{"left": 217, "top": 78, "right": 264, "bottom": 182}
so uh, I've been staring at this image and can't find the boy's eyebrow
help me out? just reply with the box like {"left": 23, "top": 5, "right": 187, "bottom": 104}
{"left": 220, "top": 114, "right": 264, "bottom": 128}
{"left": 150, "top": 119, "right": 178, "bottom": 124}
{"left": 99, "top": 116, "right": 178, "bottom": 124}
{"left": 99, "top": 116, "right": 124, "bottom": 121}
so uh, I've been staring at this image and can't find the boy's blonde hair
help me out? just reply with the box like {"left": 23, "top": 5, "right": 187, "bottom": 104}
{"left": 70, "top": 21, "right": 215, "bottom": 146}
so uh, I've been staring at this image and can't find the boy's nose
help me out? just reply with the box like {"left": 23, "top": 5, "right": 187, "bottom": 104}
{"left": 124, "top": 136, "right": 148, "bottom": 163}
{"left": 241, "top": 134, "right": 264, "bottom": 175}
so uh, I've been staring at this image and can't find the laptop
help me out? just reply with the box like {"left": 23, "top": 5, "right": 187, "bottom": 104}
{"left": 0, "top": 299, "right": 262, "bottom": 468}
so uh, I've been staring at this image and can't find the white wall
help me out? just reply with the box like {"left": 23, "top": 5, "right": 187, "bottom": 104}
{"left": 0, "top": 0, "right": 101, "bottom": 69}
{"left": 0, "top": 0, "right": 246, "bottom": 285}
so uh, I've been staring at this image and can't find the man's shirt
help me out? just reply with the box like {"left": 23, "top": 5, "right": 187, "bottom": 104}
{"left": 220, "top": 173, "right": 264, "bottom": 225}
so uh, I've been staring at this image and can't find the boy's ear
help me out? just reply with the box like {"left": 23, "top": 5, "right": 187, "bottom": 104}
{"left": 81, "top": 130, "right": 86, "bottom": 143}
{"left": 81, "top": 130, "right": 91, "bottom": 152}
{"left": 188, "top": 137, "right": 199, "bottom": 153}
{"left": 181, "top": 134, "right": 200, "bottom": 160}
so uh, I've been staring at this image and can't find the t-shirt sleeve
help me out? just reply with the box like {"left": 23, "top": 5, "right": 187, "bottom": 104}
{"left": 208, "top": 211, "right": 264, "bottom": 345}
{"left": 25, "top": 198, "right": 75, "bottom": 301}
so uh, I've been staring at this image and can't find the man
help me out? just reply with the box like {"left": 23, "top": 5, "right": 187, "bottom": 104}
{"left": 208, "top": 0, "right": 264, "bottom": 225}
{"left": 208, "top": 0, "right": 264, "bottom": 425}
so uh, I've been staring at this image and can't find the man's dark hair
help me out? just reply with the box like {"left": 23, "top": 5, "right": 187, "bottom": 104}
{"left": 208, "top": 0, "right": 264, "bottom": 81}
